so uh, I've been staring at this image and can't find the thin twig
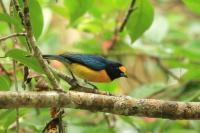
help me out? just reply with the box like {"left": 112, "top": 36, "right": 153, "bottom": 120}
{"left": 12, "top": 0, "right": 25, "bottom": 26}
{"left": 155, "top": 58, "right": 181, "bottom": 82}
{"left": 119, "top": 0, "right": 136, "bottom": 32}
{"left": 11, "top": 0, "right": 32, "bottom": 52}
{"left": 11, "top": 6, "right": 20, "bottom": 133}
{"left": 13, "top": 60, "right": 19, "bottom": 133}
{"left": 22, "top": 0, "right": 60, "bottom": 90}
{"left": 0, "top": 33, "right": 26, "bottom": 42}
{"left": 12, "top": 0, "right": 60, "bottom": 90}
{"left": 104, "top": 0, "right": 137, "bottom": 50}
{"left": 1, "top": 1, "right": 20, "bottom": 132}
{"left": 0, "top": 63, "right": 11, "bottom": 76}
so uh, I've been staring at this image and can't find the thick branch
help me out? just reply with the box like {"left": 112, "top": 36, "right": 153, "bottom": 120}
{"left": 0, "top": 91, "right": 200, "bottom": 120}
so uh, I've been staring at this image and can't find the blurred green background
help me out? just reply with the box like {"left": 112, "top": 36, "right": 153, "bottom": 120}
{"left": 0, "top": 0, "right": 200, "bottom": 132}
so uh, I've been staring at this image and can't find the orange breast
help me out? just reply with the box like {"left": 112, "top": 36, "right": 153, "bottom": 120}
{"left": 70, "top": 63, "right": 111, "bottom": 82}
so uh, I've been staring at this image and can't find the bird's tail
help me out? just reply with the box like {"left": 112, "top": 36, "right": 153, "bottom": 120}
{"left": 42, "top": 55, "right": 61, "bottom": 60}
{"left": 42, "top": 54, "right": 70, "bottom": 64}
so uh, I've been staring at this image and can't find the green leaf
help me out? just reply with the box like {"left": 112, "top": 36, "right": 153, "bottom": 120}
{"left": 0, "top": 75, "right": 11, "bottom": 91}
{"left": 127, "top": 0, "right": 154, "bottom": 42}
{"left": 181, "top": 67, "right": 200, "bottom": 81}
{"left": 6, "top": 49, "right": 44, "bottom": 73}
{"left": 0, "top": 109, "right": 16, "bottom": 132}
{"left": 130, "top": 83, "right": 165, "bottom": 98}
{"left": 64, "top": 0, "right": 93, "bottom": 22}
{"left": 182, "top": 0, "right": 200, "bottom": 15}
{"left": 0, "top": 13, "right": 22, "bottom": 30}
{"left": 0, "top": 8, "right": 29, "bottom": 49}
{"left": 29, "top": 0, "right": 44, "bottom": 39}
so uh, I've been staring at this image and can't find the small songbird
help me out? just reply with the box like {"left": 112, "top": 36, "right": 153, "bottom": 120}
{"left": 43, "top": 53, "right": 127, "bottom": 83}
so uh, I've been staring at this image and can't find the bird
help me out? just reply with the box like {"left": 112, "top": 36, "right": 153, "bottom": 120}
{"left": 43, "top": 53, "right": 127, "bottom": 83}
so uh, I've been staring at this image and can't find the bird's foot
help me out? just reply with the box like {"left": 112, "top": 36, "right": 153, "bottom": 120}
{"left": 84, "top": 80, "right": 98, "bottom": 89}
{"left": 70, "top": 78, "right": 79, "bottom": 86}
{"left": 69, "top": 78, "right": 81, "bottom": 90}
{"left": 53, "top": 88, "right": 66, "bottom": 93}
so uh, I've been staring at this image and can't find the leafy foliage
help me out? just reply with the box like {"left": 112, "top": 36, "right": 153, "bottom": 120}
{"left": 0, "top": 0, "right": 200, "bottom": 132}
{"left": 0, "top": 13, "right": 22, "bottom": 30}
{"left": 0, "top": 75, "right": 11, "bottom": 91}
{"left": 182, "top": 0, "right": 200, "bottom": 15}
{"left": 127, "top": 0, "right": 154, "bottom": 42}
{"left": 5, "top": 49, "right": 44, "bottom": 73}
{"left": 64, "top": 0, "right": 94, "bottom": 23}
{"left": 29, "top": 0, "right": 44, "bottom": 39}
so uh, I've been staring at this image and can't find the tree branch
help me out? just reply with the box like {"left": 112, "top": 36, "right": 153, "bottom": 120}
{"left": 1, "top": 2, "right": 22, "bottom": 132}
{"left": 0, "top": 33, "right": 26, "bottom": 42}
{"left": 12, "top": 0, "right": 25, "bottom": 26}
{"left": 119, "top": 0, "right": 136, "bottom": 32}
{"left": 155, "top": 58, "right": 180, "bottom": 82}
{"left": 0, "top": 91, "right": 200, "bottom": 120}
{"left": 12, "top": 0, "right": 60, "bottom": 90}
{"left": 104, "top": 0, "right": 137, "bottom": 50}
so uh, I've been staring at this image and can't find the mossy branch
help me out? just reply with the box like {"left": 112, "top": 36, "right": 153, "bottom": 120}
{"left": 0, "top": 91, "right": 200, "bottom": 120}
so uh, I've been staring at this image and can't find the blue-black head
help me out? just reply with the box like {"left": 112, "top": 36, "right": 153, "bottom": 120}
{"left": 105, "top": 61, "right": 127, "bottom": 80}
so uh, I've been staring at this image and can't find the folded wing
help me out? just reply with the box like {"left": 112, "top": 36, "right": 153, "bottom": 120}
{"left": 60, "top": 54, "right": 107, "bottom": 71}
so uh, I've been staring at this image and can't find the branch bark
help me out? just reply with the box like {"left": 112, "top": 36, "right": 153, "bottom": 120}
{"left": 0, "top": 91, "right": 200, "bottom": 120}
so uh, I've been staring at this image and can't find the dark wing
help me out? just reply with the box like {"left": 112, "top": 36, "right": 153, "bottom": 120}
{"left": 60, "top": 53, "right": 107, "bottom": 70}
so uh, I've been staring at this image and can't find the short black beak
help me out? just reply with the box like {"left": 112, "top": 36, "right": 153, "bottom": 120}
{"left": 120, "top": 73, "right": 128, "bottom": 78}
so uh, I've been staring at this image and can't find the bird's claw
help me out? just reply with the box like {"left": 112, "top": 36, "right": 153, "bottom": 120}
{"left": 53, "top": 88, "right": 66, "bottom": 93}
{"left": 84, "top": 80, "right": 98, "bottom": 89}
{"left": 90, "top": 84, "right": 98, "bottom": 89}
